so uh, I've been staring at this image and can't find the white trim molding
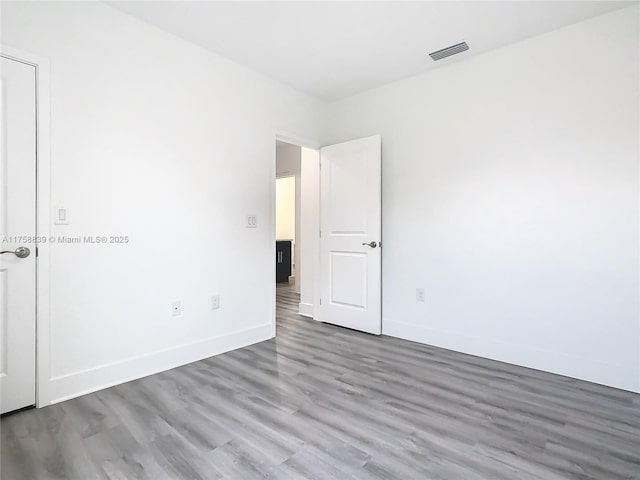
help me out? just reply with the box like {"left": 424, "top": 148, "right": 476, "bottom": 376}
{"left": 298, "top": 302, "right": 314, "bottom": 318}
{"left": 383, "top": 319, "right": 640, "bottom": 394}
{"left": 48, "top": 324, "right": 272, "bottom": 404}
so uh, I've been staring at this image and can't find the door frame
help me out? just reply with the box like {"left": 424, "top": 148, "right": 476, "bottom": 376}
{"left": 272, "top": 131, "right": 320, "bottom": 337}
{"left": 1, "top": 45, "right": 51, "bottom": 409}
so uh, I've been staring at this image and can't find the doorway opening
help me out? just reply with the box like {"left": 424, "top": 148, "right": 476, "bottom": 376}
{"left": 274, "top": 139, "right": 320, "bottom": 336}
{"left": 272, "top": 135, "right": 382, "bottom": 338}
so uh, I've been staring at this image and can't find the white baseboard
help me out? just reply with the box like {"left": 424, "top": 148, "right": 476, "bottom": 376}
{"left": 47, "top": 323, "right": 272, "bottom": 404}
{"left": 298, "top": 302, "right": 314, "bottom": 318}
{"left": 383, "top": 319, "right": 639, "bottom": 393}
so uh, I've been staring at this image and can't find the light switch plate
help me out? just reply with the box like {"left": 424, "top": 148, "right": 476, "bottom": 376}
{"left": 246, "top": 214, "right": 257, "bottom": 228}
{"left": 212, "top": 294, "right": 220, "bottom": 310}
{"left": 54, "top": 206, "right": 69, "bottom": 225}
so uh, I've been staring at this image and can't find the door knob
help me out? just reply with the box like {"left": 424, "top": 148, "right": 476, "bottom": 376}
{"left": 361, "top": 241, "right": 377, "bottom": 249}
{"left": 0, "top": 246, "right": 31, "bottom": 258}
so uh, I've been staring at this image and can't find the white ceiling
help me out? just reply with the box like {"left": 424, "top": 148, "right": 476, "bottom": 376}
{"left": 107, "top": 1, "right": 634, "bottom": 100}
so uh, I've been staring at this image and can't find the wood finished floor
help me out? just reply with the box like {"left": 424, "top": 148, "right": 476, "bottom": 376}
{"left": 2, "top": 283, "right": 639, "bottom": 479}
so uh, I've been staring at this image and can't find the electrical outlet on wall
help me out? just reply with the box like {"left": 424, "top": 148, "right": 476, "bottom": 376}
{"left": 172, "top": 301, "right": 181, "bottom": 316}
{"left": 416, "top": 288, "right": 425, "bottom": 303}
{"left": 212, "top": 294, "right": 221, "bottom": 310}
{"left": 246, "top": 215, "right": 257, "bottom": 228}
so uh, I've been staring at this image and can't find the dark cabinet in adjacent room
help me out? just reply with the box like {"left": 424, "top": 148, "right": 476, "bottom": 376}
{"left": 276, "top": 240, "right": 292, "bottom": 283}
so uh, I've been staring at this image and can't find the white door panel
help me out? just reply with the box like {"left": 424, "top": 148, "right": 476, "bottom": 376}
{"left": 0, "top": 56, "right": 37, "bottom": 414}
{"left": 319, "top": 135, "right": 381, "bottom": 334}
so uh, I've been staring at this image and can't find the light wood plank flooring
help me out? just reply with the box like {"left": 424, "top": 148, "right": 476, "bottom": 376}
{"left": 2, "top": 283, "right": 639, "bottom": 479}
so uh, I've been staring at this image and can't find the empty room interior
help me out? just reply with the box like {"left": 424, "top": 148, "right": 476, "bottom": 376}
{"left": 1, "top": 1, "right": 639, "bottom": 479}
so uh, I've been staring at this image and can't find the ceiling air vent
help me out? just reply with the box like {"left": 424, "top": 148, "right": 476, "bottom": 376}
{"left": 429, "top": 42, "right": 469, "bottom": 61}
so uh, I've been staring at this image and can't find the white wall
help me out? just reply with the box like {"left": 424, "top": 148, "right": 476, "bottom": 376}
{"left": 1, "top": 1, "right": 323, "bottom": 404}
{"left": 275, "top": 176, "right": 296, "bottom": 241}
{"left": 276, "top": 141, "right": 302, "bottom": 177}
{"left": 323, "top": 6, "right": 640, "bottom": 392}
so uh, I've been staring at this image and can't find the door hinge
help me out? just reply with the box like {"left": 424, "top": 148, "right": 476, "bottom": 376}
{"left": 319, "top": 298, "right": 322, "bottom": 305}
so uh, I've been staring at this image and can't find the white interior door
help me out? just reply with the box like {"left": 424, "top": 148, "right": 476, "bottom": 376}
{"left": 0, "top": 56, "right": 37, "bottom": 414}
{"left": 319, "top": 135, "right": 381, "bottom": 334}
